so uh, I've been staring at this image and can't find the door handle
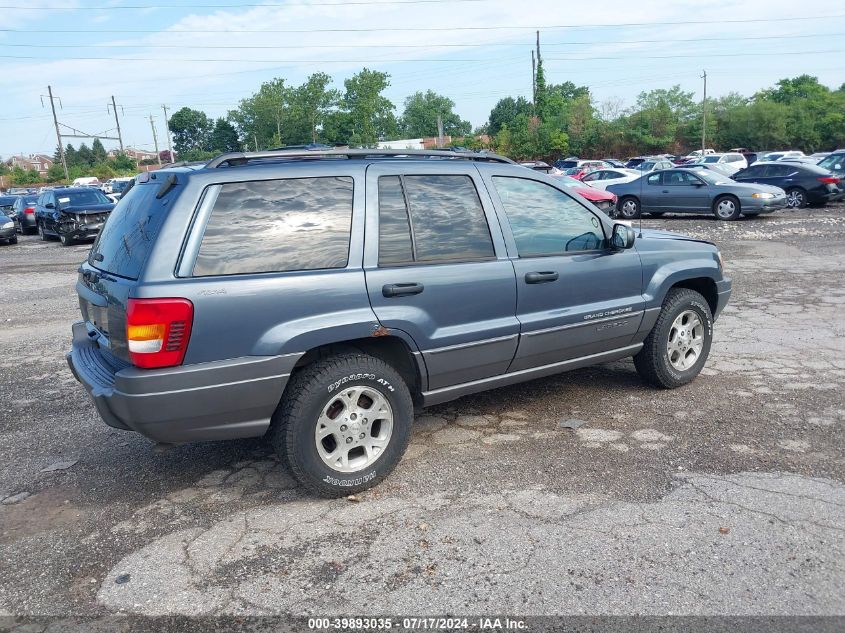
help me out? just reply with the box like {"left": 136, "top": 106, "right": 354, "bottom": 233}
{"left": 662, "top": 189, "right": 669, "bottom": 193}
{"left": 525, "top": 271, "right": 559, "bottom": 284}
{"left": 382, "top": 282, "right": 424, "bottom": 298}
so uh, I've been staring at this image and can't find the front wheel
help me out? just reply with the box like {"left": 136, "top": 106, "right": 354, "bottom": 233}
{"left": 618, "top": 196, "right": 641, "bottom": 219}
{"left": 786, "top": 188, "right": 807, "bottom": 209}
{"left": 59, "top": 233, "right": 75, "bottom": 247}
{"left": 270, "top": 353, "right": 413, "bottom": 497}
{"left": 634, "top": 288, "right": 713, "bottom": 389}
{"left": 713, "top": 195, "right": 741, "bottom": 221}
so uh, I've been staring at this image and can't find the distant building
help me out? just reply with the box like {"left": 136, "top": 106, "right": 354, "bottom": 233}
{"left": 109, "top": 148, "right": 159, "bottom": 162}
{"left": 4, "top": 154, "right": 54, "bottom": 176}
{"left": 377, "top": 136, "right": 453, "bottom": 150}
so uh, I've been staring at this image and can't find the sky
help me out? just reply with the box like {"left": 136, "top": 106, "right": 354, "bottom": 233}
{"left": 1, "top": 0, "right": 843, "bottom": 158}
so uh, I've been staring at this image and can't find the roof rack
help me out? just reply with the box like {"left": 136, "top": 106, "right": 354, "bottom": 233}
{"left": 205, "top": 148, "right": 515, "bottom": 169}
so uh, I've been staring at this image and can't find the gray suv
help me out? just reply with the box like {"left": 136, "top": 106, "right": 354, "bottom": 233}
{"left": 67, "top": 149, "right": 731, "bottom": 496}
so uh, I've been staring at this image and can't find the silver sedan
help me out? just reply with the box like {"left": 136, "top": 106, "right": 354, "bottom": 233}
{"left": 606, "top": 168, "right": 787, "bottom": 220}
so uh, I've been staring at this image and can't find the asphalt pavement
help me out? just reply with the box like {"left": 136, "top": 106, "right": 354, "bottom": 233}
{"left": 0, "top": 206, "right": 843, "bottom": 620}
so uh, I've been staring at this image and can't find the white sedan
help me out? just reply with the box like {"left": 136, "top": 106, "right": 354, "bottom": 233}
{"left": 580, "top": 168, "right": 643, "bottom": 190}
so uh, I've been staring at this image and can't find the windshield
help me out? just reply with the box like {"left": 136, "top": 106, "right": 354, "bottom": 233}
{"left": 563, "top": 168, "right": 582, "bottom": 175}
{"left": 701, "top": 156, "right": 721, "bottom": 163}
{"left": 695, "top": 170, "right": 729, "bottom": 185}
{"left": 553, "top": 175, "right": 585, "bottom": 188}
{"left": 58, "top": 190, "right": 111, "bottom": 207}
{"left": 818, "top": 154, "right": 844, "bottom": 171}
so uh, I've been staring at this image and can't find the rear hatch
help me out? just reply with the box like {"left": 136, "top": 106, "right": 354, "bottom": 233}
{"left": 77, "top": 179, "right": 174, "bottom": 362}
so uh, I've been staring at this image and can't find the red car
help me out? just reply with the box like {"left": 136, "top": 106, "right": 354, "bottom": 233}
{"left": 554, "top": 175, "right": 617, "bottom": 213}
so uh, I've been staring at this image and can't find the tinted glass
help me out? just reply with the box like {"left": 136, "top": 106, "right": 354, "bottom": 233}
{"left": 818, "top": 154, "right": 845, "bottom": 171}
{"left": 378, "top": 176, "right": 414, "bottom": 266}
{"left": 738, "top": 165, "right": 764, "bottom": 178}
{"left": 766, "top": 165, "right": 794, "bottom": 177}
{"left": 493, "top": 177, "right": 605, "bottom": 256}
{"left": 89, "top": 182, "right": 171, "bottom": 281}
{"left": 58, "top": 190, "right": 111, "bottom": 207}
{"left": 402, "top": 175, "right": 494, "bottom": 263}
{"left": 0, "top": 197, "right": 16, "bottom": 210}
{"left": 194, "top": 177, "right": 353, "bottom": 277}
{"left": 702, "top": 156, "right": 720, "bottom": 163}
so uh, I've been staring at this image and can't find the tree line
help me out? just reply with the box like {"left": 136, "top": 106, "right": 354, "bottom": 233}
{"left": 167, "top": 66, "right": 844, "bottom": 162}
{"left": 4, "top": 65, "right": 842, "bottom": 186}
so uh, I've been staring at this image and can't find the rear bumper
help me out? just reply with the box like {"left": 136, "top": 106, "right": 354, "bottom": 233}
{"left": 66, "top": 321, "right": 299, "bottom": 444}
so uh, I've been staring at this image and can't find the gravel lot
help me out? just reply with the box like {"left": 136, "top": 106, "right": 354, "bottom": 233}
{"left": 1, "top": 206, "right": 844, "bottom": 619}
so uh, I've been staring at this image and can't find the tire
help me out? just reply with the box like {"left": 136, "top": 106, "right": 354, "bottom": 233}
{"left": 59, "top": 233, "right": 75, "bottom": 247}
{"left": 9, "top": 236, "right": 17, "bottom": 244}
{"left": 786, "top": 188, "right": 807, "bottom": 209}
{"left": 269, "top": 353, "right": 413, "bottom": 497}
{"left": 634, "top": 288, "right": 713, "bottom": 389}
{"left": 38, "top": 222, "right": 48, "bottom": 241}
{"left": 618, "top": 196, "right": 641, "bottom": 219}
{"left": 713, "top": 195, "right": 741, "bottom": 221}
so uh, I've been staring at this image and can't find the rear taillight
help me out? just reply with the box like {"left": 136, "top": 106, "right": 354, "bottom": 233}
{"left": 818, "top": 176, "right": 840, "bottom": 184}
{"left": 126, "top": 298, "right": 193, "bottom": 369}
{"left": 24, "top": 207, "right": 34, "bottom": 214}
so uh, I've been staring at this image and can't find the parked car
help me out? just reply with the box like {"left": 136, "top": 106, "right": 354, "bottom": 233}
{"left": 694, "top": 152, "right": 747, "bottom": 171}
{"left": 72, "top": 177, "right": 101, "bottom": 187}
{"left": 764, "top": 150, "right": 805, "bottom": 162}
{"left": 552, "top": 174, "right": 618, "bottom": 212}
{"left": 35, "top": 187, "right": 115, "bottom": 245}
{"left": 602, "top": 159, "right": 626, "bottom": 168}
{"left": 0, "top": 195, "right": 17, "bottom": 216}
{"left": 580, "top": 168, "right": 642, "bottom": 190}
{"left": 627, "top": 157, "right": 675, "bottom": 173}
{"left": 104, "top": 177, "right": 133, "bottom": 199}
{"left": 809, "top": 152, "right": 831, "bottom": 161}
{"left": 816, "top": 151, "right": 845, "bottom": 179}
{"left": 607, "top": 168, "right": 787, "bottom": 220}
{"left": 731, "top": 161, "right": 843, "bottom": 208}
{"left": 67, "top": 148, "right": 730, "bottom": 497}
{"left": 555, "top": 160, "right": 609, "bottom": 178}
{"left": 10, "top": 194, "right": 39, "bottom": 234}
{"left": 676, "top": 163, "right": 739, "bottom": 178}
{"left": 0, "top": 210, "right": 16, "bottom": 245}
{"left": 519, "top": 160, "right": 553, "bottom": 173}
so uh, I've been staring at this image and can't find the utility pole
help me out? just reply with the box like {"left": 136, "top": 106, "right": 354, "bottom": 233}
{"left": 149, "top": 115, "right": 162, "bottom": 166}
{"left": 531, "top": 50, "right": 536, "bottom": 109}
{"left": 109, "top": 96, "right": 124, "bottom": 154}
{"left": 436, "top": 114, "right": 444, "bottom": 148}
{"left": 701, "top": 70, "right": 707, "bottom": 153}
{"left": 46, "top": 85, "right": 68, "bottom": 180}
{"left": 161, "top": 104, "right": 174, "bottom": 161}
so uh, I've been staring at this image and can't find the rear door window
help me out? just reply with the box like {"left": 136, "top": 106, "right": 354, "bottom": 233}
{"left": 377, "top": 175, "right": 494, "bottom": 266}
{"left": 89, "top": 181, "right": 173, "bottom": 280}
{"left": 194, "top": 176, "right": 353, "bottom": 276}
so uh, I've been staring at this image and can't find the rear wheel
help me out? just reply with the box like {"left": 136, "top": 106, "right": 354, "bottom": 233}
{"left": 619, "top": 196, "right": 641, "bottom": 219}
{"left": 634, "top": 288, "right": 713, "bottom": 389}
{"left": 786, "top": 188, "right": 807, "bottom": 209}
{"left": 269, "top": 353, "right": 413, "bottom": 497}
{"left": 713, "top": 195, "right": 741, "bottom": 221}
{"left": 38, "top": 222, "right": 48, "bottom": 241}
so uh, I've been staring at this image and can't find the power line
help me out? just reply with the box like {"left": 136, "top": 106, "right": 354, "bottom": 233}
{"left": 3, "top": 32, "right": 840, "bottom": 50}
{"left": 1, "top": 14, "right": 842, "bottom": 34}
{"left": 0, "top": 0, "right": 490, "bottom": 8}
{"left": 6, "top": 48, "right": 842, "bottom": 64}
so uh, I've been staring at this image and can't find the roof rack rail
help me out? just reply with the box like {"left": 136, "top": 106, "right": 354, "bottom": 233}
{"left": 205, "top": 148, "right": 514, "bottom": 169}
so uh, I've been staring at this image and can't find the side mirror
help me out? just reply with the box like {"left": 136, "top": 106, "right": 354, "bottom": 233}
{"left": 692, "top": 181, "right": 705, "bottom": 187}
{"left": 611, "top": 223, "right": 636, "bottom": 250}
{"left": 45, "top": 202, "right": 54, "bottom": 209}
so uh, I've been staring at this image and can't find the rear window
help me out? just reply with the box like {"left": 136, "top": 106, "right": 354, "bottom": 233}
{"left": 88, "top": 182, "right": 171, "bottom": 281}
{"left": 193, "top": 176, "right": 353, "bottom": 277}
{"left": 818, "top": 154, "right": 845, "bottom": 171}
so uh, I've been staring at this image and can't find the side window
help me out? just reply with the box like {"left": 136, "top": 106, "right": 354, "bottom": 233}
{"left": 581, "top": 172, "right": 600, "bottom": 183}
{"left": 492, "top": 176, "right": 605, "bottom": 256}
{"left": 664, "top": 171, "right": 696, "bottom": 186}
{"left": 193, "top": 176, "right": 353, "bottom": 276}
{"left": 377, "top": 174, "right": 494, "bottom": 265}
{"left": 647, "top": 173, "right": 661, "bottom": 185}
{"left": 739, "top": 166, "right": 762, "bottom": 178}
{"left": 767, "top": 165, "right": 792, "bottom": 178}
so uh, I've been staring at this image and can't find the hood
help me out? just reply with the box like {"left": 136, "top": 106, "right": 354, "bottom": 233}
{"left": 574, "top": 186, "right": 614, "bottom": 201}
{"left": 637, "top": 228, "right": 713, "bottom": 246}
{"left": 0, "top": 213, "right": 11, "bottom": 223}
{"left": 59, "top": 203, "right": 115, "bottom": 214}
